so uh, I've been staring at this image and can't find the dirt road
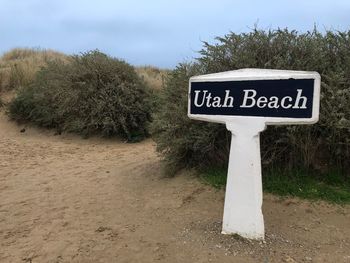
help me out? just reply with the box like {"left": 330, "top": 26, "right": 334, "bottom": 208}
{"left": 0, "top": 111, "right": 350, "bottom": 263}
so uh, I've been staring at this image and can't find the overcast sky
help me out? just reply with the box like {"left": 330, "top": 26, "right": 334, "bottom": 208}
{"left": 1, "top": 0, "right": 349, "bottom": 68}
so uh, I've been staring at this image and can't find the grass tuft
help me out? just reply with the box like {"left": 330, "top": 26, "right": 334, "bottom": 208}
{"left": 135, "top": 66, "right": 169, "bottom": 90}
{"left": 201, "top": 168, "right": 350, "bottom": 204}
{"left": 200, "top": 168, "right": 228, "bottom": 189}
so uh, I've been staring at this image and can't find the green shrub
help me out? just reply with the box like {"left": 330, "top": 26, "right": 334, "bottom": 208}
{"left": 152, "top": 28, "right": 350, "bottom": 174}
{"left": 151, "top": 63, "right": 230, "bottom": 173}
{"left": 9, "top": 50, "right": 152, "bottom": 140}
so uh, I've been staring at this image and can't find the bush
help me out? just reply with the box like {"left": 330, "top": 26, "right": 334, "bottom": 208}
{"left": 152, "top": 28, "right": 350, "bottom": 174}
{"left": 9, "top": 50, "right": 152, "bottom": 140}
{"left": 151, "top": 64, "right": 230, "bottom": 173}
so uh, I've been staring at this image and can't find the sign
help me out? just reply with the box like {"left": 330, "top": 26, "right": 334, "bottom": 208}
{"left": 190, "top": 79, "right": 314, "bottom": 118}
{"left": 188, "top": 69, "right": 320, "bottom": 240}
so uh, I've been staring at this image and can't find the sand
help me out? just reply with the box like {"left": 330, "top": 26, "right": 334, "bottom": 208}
{"left": 0, "top": 111, "right": 350, "bottom": 263}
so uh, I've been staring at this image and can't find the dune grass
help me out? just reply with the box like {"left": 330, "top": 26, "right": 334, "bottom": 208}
{"left": 0, "top": 49, "right": 167, "bottom": 94}
{"left": 201, "top": 168, "right": 350, "bottom": 204}
{"left": 0, "top": 48, "right": 69, "bottom": 92}
{"left": 135, "top": 66, "right": 169, "bottom": 90}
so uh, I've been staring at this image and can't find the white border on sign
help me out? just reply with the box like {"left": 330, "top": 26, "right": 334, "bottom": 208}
{"left": 188, "top": 68, "right": 321, "bottom": 125}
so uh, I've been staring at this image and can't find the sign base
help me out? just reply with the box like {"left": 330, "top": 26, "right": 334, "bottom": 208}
{"left": 222, "top": 120, "right": 266, "bottom": 240}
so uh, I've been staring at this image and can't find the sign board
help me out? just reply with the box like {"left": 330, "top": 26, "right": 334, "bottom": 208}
{"left": 188, "top": 69, "right": 321, "bottom": 240}
{"left": 189, "top": 68, "right": 320, "bottom": 124}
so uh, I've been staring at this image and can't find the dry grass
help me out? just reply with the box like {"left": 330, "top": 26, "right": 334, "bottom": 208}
{"left": 136, "top": 66, "right": 169, "bottom": 90}
{"left": 0, "top": 49, "right": 167, "bottom": 96}
{"left": 0, "top": 48, "right": 69, "bottom": 93}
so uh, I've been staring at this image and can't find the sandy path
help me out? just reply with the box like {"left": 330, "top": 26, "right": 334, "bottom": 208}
{"left": 0, "top": 111, "right": 350, "bottom": 263}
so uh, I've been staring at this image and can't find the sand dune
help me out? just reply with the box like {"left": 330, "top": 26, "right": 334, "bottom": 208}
{"left": 0, "top": 111, "right": 349, "bottom": 263}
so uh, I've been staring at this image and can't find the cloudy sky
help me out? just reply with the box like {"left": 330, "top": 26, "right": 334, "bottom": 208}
{"left": 1, "top": 0, "right": 349, "bottom": 68}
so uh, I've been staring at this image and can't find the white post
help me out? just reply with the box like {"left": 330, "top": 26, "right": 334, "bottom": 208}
{"left": 222, "top": 119, "right": 266, "bottom": 240}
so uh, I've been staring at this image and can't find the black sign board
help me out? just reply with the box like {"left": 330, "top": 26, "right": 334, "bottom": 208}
{"left": 189, "top": 79, "right": 314, "bottom": 118}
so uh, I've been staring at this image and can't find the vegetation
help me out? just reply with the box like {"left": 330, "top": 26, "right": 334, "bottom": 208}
{"left": 136, "top": 66, "right": 169, "bottom": 90}
{"left": 201, "top": 168, "right": 350, "bottom": 204}
{"left": 0, "top": 48, "right": 69, "bottom": 93}
{"left": 0, "top": 29, "right": 348, "bottom": 202}
{"left": 152, "top": 28, "right": 350, "bottom": 177}
{"left": 8, "top": 50, "right": 152, "bottom": 140}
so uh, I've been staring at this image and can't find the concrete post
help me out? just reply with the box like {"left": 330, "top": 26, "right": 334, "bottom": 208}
{"left": 222, "top": 119, "right": 266, "bottom": 240}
